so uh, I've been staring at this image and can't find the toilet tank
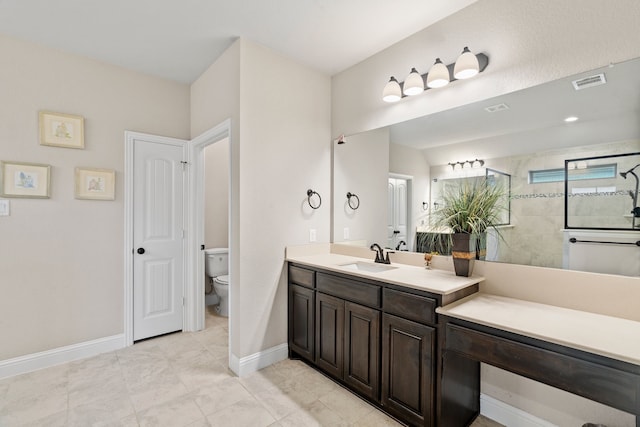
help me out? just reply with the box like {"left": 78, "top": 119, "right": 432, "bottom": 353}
{"left": 204, "top": 248, "right": 229, "bottom": 278}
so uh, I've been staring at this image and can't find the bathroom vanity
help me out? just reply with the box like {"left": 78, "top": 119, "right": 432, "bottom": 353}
{"left": 286, "top": 251, "right": 481, "bottom": 427}
{"left": 438, "top": 294, "right": 640, "bottom": 427}
{"left": 286, "top": 247, "right": 640, "bottom": 427}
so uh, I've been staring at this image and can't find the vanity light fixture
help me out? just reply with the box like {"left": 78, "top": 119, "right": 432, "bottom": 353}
{"left": 448, "top": 161, "right": 464, "bottom": 171}
{"left": 403, "top": 68, "right": 424, "bottom": 96}
{"left": 449, "top": 159, "right": 485, "bottom": 171}
{"left": 382, "top": 48, "right": 488, "bottom": 103}
{"left": 472, "top": 159, "right": 485, "bottom": 168}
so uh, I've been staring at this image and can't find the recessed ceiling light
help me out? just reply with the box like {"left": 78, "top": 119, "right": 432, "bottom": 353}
{"left": 564, "top": 116, "right": 579, "bottom": 123}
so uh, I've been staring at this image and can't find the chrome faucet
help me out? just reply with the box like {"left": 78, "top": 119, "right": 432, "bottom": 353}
{"left": 370, "top": 243, "right": 393, "bottom": 264}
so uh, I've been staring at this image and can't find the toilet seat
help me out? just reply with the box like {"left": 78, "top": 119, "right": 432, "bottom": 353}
{"left": 214, "top": 275, "right": 229, "bottom": 285}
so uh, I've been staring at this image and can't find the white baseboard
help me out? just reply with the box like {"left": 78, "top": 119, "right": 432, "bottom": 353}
{"left": 0, "top": 334, "right": 125, "bottom": 380}
{"left": 481, "top": 393, "right": 557, "bottom": 427}
{"left": 229, "top": 343, "right": 289, "bottom": 377}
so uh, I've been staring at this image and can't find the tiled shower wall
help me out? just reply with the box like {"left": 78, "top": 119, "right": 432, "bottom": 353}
{"left": 491, "top": 140, "right": 639, "bottom": 268}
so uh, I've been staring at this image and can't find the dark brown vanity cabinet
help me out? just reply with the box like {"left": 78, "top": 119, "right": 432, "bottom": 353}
{"left": 287, "top": 265, "right": 315, "bottom": 362}
{"left": 315, "top": 292, "right": 344, "bottom": 378}
{"left": 344, "top": 301, "right": 380, "bottom": 400}
{"left": 381, "top": 313, "right": 435, "bottom": 426}
{"left": 288, "top": 263, "right": 450, "bottom": 426}
{"left": 315, "top": 272, "right": 381, "bottom": 401}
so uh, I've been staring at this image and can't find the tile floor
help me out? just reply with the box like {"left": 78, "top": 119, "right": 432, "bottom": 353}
{"left": 0, "top": 307, "right": 503, "bottom": 426}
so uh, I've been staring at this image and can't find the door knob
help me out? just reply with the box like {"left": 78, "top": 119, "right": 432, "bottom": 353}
{"left": 137, "top": 248, "right": 145, "bottom": 254}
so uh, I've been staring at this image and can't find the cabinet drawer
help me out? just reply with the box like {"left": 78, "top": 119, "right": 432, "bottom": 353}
{"left": 289, "top": 265, "right": 315, "bottom": 288}
{"left": 383, "top": 288, "right": 436, "bottom": 325}
{"left": 317, "top": 273, "right": 381, "bottom": 308}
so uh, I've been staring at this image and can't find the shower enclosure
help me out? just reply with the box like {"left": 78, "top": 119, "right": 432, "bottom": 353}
{"left": 564, "top": 151, "right": 640, "bottom": 230}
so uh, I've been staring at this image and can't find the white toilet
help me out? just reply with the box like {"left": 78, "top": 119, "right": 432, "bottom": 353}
{"left": 204, "top": 248, "right": 229, "bottom": 317}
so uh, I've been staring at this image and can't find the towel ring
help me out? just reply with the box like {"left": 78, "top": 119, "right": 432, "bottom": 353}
{"left": 346, "top": 192, "right": 360, "bottom": 210}
{"left": 307, "top": 189, "right": 322, "bottom": 209}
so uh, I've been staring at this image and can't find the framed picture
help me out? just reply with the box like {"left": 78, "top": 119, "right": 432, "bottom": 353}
{"left": 0, "top": 161, "right": 51, "bottom": 198}
{"left": 39, "top": 111, "right": 85, "bottom": 149}
{"left": 75, "top": 167, "right": 115, "bottom": 200}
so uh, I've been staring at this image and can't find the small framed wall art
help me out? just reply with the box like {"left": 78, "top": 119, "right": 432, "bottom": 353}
{"left": 74, "top": 167, "right": 115, "bottom": 200}
{"left": 0, "top": 161, "right": 51, "bottom": 198}
{"left": 39, "top": 111, "right": 85, "bottom": 149}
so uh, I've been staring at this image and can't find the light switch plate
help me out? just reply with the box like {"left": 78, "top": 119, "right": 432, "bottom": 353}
{"left": 0, "top": 200, "right": 9, "bottom": 216}
{"left": 343, "top": 227, "right": 350, "bottom": 240}
{"left": 309, "top": 229, "right": 317, "bottom": 242}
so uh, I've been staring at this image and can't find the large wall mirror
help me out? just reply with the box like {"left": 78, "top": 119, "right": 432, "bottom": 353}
{"left": 332, "top": 57, "right": 640, "bottom": 277}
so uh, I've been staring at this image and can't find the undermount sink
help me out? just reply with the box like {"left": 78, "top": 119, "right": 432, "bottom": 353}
{"left": 339, "top": 261, "right": 397, "bottom": 273}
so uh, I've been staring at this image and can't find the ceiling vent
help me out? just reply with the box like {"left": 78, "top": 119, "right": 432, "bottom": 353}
{"left": 572, "top": 73, "right": 607, "bottom": 90}
{"left": 484, "top": 103, "right": 510, "bottom": 113}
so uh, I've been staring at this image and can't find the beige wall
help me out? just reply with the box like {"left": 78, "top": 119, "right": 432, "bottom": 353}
{"left": 237, "top": 40, "right": 331, "bottom": 357}
{"left": 190, "top": 40, "right": 242, "bottom": 356}
{"left": 333, "top": 128, "right": 389, "bottom": 246}
{"left": 331, "top": 0, "right": 640, "bottom": 425}
{"left": 191, "top": 39, "right": 331, "bottom": 359}
{"left": 204, "top": 137, "right": 229, "bottom": 249}
{"left": 389, "top": 143, "right": 431, "bottom": 251}
{"left": 0, "top": 35, "right": 190, "bottom": 360}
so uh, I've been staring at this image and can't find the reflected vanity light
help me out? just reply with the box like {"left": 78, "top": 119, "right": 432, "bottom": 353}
{"left": 449, "top": 159, "right": 484, "bottom": 171}
{"left": 382, "top": 48, "right": 489, "bottom": 103}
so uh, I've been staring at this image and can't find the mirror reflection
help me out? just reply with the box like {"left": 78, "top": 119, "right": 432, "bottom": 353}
{"left": 332, "top": 57, "right": 640, "bottom": 276}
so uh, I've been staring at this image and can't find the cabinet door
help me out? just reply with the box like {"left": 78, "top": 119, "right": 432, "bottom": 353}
{"left": 382, "top": 313, "right": 435, "bottom": 427}
{"left": 288, "top": 284, "right": 315, "bottom": 362}
{"left": 344, "top": 301, "right": 380, "bottom": 401}
{"left": 316, "top": 293, "right": 344, "bottom": 379}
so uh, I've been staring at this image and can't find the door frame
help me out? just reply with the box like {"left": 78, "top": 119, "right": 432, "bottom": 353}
{"left": 123, "top": 120, "right": 231, "bottom": 347}
{"left": 388, "top": 173, "right": 412, "bottom": 250}
{"left": 184, "top": 120, "right": 231, "bottom": 332}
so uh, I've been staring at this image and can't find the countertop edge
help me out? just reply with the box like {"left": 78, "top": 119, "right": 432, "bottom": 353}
{"left": 437, "top": 293, "right": 640, "bottom": 366}
{"left": 287, "top": 253, "right": 484, "bottom": 296}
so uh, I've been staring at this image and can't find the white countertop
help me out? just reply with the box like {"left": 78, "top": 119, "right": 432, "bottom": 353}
{"left": 437, "top": 293, "right": 640, "bottom": 366}
{"left": 286, "top": 252, "right": 483, "bottom": 296}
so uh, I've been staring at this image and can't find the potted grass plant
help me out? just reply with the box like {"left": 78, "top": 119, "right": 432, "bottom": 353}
{"left": 430, "top": 178, "right": 506, "bottom": 276}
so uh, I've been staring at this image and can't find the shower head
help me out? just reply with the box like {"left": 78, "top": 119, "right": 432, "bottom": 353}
{"left": 621, "top": 163, "right": 640, "bottom": 179}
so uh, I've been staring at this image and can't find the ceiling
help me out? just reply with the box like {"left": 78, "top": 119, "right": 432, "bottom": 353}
{"left": 389, "top": 57, "right": 640, "bottom": 164}
{"left": 0, "top": 0, "right": 476, "bottom": 84}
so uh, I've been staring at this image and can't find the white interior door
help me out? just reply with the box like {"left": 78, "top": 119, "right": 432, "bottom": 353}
{"left": 133, "top": 137, "right": 186, "bottom": 341}
{"left": 388, "top": 177, "right": 408, "bottom": 249}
